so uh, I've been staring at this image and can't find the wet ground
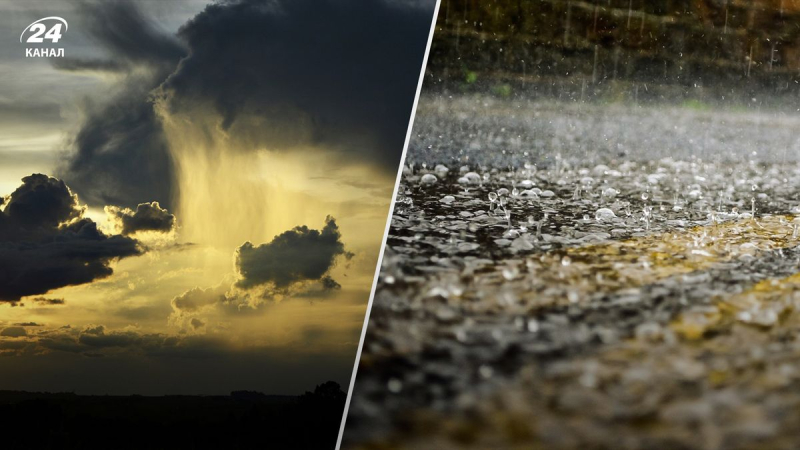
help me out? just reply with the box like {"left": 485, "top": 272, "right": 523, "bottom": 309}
{"left": 343, "top": 95, "right": 800, "bottom": 449}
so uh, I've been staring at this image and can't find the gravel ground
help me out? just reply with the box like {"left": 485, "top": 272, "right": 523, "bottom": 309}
{"left": 342, "top": 95, "right": 800, "bottom": 449}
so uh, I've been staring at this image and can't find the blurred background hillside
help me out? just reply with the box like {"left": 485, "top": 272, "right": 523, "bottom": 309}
{"left": 427, "top": 0, "right": 800, "bottom": 107}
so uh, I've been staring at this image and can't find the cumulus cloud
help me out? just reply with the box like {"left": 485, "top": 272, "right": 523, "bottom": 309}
{"left": 235, "top": 216, "right": 351, "bottom": 290}
{"left": 107, "top": 201, "right": 176, "bottom": 235}
{"left": 167, "top": 218, "right": 351, "bottom": 325}
{"left": 1, "top": 173, "right": 83, "bottom": 231}
{"left": 171, "top": 286, "right": 228, "bottom": 313}
{"left": 168, "top": 284, "right": 237, "bottom": 328}
{"left": 0, "top": 175, "right": 142, "bottom": 301}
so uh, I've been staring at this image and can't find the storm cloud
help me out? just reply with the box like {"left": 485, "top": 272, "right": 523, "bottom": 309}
{"left": 56, "top": 1, "right": 186, "bottom": 209}
{"left": 0, "top": 175, "right": 142, "bottom": 301}
{"left": 108, "top": 201, "right": 176, "bottom": 235}
{"left": 59, "top": 0, "right": 434, "bottom": 209}
{"left": 159, "top": 0, "right": 434, "bottom": 169}
{"left": 235, "top": 216, "right": 350, "bottom": 290}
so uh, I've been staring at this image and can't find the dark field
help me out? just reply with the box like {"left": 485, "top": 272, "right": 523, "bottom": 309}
{"left": 0, "top": 381, "right": 345, "bottom": 450}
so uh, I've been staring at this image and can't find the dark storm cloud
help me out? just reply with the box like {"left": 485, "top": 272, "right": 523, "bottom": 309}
{"left": 56, "top": 1, "right": 186, "bottom": 209}
{"left": 235, "top": 216, "right": 350, "bottom": 290}
{"left": 1, "top": 173, "right": 82, "bottom": 230}
{"left": 159, "top": 0, "right": 434, "bottom": 169}
{"left": 109, "top": 201, "right": 176, "bottom": 235}
{"left": 0, "top": 174, "right": 142, "bottom": 301}
{"left": 58, "top": 0, "right": 433, "bottom": 210}
{"left": 58, "top": 79, "right": 176, "bottom": 208}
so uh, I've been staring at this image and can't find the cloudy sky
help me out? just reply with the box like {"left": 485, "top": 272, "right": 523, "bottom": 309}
{"left": 0, "top": 0, "right": 434, "bottom": 395}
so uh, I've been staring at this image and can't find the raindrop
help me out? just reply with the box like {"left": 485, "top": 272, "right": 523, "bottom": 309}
{"left": 602, "top": 187, "right": 618, "bottom": 199}
{"left": 463, "top": 172, "right": 481, "bottom": 185}
{"left": 387, "top": 378, "right": 403, "bottom": 393}
{"left": 595, "top": 208, "right": 616, "bottom": 221}
{"left": 420, "top": 174, "right": 438, "bottom": 186}
{"left": 518, "top": 179, "right": 534, "bottom": 189}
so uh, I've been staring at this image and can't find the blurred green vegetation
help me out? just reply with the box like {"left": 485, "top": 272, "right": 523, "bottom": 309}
{"left": 465, "top": 69, "right": 478, "bottom": 84}
{"left": 682, "top": 98, "right": 712, "bottom": 110}
{"left": 491, "top": 83, "right": 513, "bottom": 98}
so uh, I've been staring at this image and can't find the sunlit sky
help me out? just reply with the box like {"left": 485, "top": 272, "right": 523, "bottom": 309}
{"left": 0, "top": 0, "right": 430, "bottom": 395}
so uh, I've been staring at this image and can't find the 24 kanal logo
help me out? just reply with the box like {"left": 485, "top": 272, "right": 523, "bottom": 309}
{"left": 20, "top": 17, "right": 67, "bottom": 58}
